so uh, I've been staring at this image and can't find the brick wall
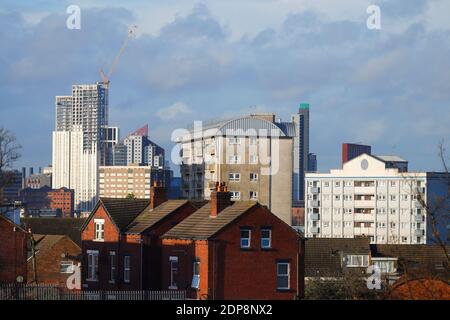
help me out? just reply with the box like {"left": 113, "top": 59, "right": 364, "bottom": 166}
{"left": 0, "top": 217, "right": 28, "bottom": 284}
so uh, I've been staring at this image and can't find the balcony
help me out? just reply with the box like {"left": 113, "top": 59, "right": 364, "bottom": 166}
{"left": 310, "top": 226, "right": 320, "bottom": 234}
{"left": 354, "top": 214, "right": 375, "bottom": 222}
{"left": 354, "top": 186, "right": 376, "bottom": 195}
{"left": 310, "top": 187, "right": 320, "bottom": 194}
{"left": 309, "top": 213, "right": 320, "bottom": 221}
{"left": 415, "top": 215, "right": 424, "bottom": 222}
{"left": 414, "top": 201, "right": 423, "bottom": 209}
{"left": 354, "top": 200, "right": 376, "bottom": 208}
{"left": 414, "top": 229, "right": 424, "bottom": 237}
{"left": 309, "top": 200, "right": 320, "bottom": 207}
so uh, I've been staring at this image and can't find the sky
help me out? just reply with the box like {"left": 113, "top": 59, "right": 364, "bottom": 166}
{"left": 0, "top": 0, "right": 449, "bottom": 174}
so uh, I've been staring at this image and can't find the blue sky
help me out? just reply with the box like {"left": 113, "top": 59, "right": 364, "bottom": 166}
{"left": 1, "top": 0, "right": 449, "bottom": 173}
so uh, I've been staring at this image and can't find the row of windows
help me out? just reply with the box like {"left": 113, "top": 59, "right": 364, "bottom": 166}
{"left": 228, "top": 172, "right": 259, "bottom": 182}
{"left": 315, "top": 208, "right": 423, "bottom": 215}
{"left": 308, "top": 180, "right": 424, "bottom": 188}
{"left": 228, "top": 155, "right": 258, "bottom": 164}
{"left": 230, "top": 191, "right": 258, "bottom": 200}
{"left": 318, "top": 221, "right": 422, "bottom": 229}
{"left": 240, "top": 228, "right": 271, "bottom": 249}
{"left": 310, "top": 194, "right": 421, "bottom": 201}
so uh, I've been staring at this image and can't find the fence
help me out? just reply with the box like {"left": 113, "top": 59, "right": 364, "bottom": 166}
{"left": 0, "top": 284, "right": 187, "bottom": 300}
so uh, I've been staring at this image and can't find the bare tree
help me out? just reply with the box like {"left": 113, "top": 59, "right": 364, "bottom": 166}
{"left": 0, "top": 127, "right": 22, "bottom": 206}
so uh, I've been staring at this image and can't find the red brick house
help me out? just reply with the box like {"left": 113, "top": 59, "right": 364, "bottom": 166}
{"left": 81, "top": 186, "right": 199, "bottom": 291}
{"left": 27, "top": 234, "right": 81, "bottom": 286}
{"left": 0, "top": 215, "right": 29, "bottom": 284}
{"left": 161, "top": 187, "right": 305, "bottom": 300}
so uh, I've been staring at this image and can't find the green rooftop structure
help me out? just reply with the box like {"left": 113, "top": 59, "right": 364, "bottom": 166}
{"left": 299, "top": 102, "right": 309, "bottom": 110}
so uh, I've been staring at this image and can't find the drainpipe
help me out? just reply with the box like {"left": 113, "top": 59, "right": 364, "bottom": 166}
{"left": 140, "top": 237, "right": 144, "bottom": 290}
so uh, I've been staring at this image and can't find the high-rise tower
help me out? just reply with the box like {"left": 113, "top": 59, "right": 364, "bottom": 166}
{"left": 292, "top": 103, "right": 310, "bottom": 206}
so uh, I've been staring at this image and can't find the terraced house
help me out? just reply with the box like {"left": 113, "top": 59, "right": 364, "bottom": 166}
{"left": 81, "top": 185, "right": 199, "bottom": 290}
{"left": 161, "top": 184, "right": 305, "bottom": 300}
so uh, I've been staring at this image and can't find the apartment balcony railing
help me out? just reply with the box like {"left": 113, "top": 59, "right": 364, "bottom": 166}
{"left": 415, "top": 215, "right": 424, "bottom": 222}
{"left": 354, "top": 200, "right": 376, "bottom": 208}
{"left": 310, "top": 226, "right": 320, "bottom": 234}
{"left": 309, "top": 213, "right": 320, "bottom": 221}
{"left": 354, "top": 186, "right": 376, "bottom": 195}
{"left": 414, "top": 229, "right": 424, "bottom": 237}
{"left": 354, "top": 213, "right": 375, "bottom": 222}
{"left": 310, "top": 187, "right": 320, "bottom": 194}
{"left": 309, "top": 200, "right": 320, "bottom": 207}
{"left": 414, "top": 201, "right": 423, "bottom": 209}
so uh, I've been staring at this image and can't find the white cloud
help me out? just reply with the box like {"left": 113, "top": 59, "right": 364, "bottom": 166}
{"left": 157, "top": 102, "right": 192, "bottom": 120}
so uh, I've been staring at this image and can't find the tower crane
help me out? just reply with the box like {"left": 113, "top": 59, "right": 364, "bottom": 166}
{"left": 99, "top": 25, "right": 137, "bottom": 88}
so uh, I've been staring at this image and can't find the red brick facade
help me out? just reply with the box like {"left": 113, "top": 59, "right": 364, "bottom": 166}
{"left": 81, "top": 198, "right": 197, "bottom": 291}
{"left": 162, "top": 205, "right": 304, "bottom": 300}
{"left": 27, "top": 235, "right": 80, "bottom": 286}
{"left": 48, "top": 188, "right": 74, "bottom": 218}
{"left": 0, "top": 216, "right": 29, "bottom": 284}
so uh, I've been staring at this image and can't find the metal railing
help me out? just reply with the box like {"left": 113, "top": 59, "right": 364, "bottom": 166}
{"left": 0, "top": 284, "right": 186, "bottom": 301}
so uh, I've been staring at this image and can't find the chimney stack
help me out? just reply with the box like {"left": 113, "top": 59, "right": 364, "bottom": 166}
{"left": 150, "top": 180, "right": 167, "bottom": 209}
{"left": 210, "top": 182, "right": 232, "bottom": 217}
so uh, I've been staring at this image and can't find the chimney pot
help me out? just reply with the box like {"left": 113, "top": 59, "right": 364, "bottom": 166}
{"left": 210, "top": 182, "right": 232, "bottom": 217}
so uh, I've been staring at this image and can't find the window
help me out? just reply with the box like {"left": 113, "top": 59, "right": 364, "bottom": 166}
{"left": 250, "top": 173, "right": 258, "bottom": 182}
{"left": 192, "top": 260, "right": 200, "bottom": 289}
{"left": 240, "top": 229, "right": 251, "bottom": 249}
{"left": 228, "top": 137, "right": 241, "bottom": 145}
{"left": 344, "top": 195, "right": 352, "bottom": 201}
{"left": 344, "top": 181, "right": 352, "bottom": 187}
{"left": 377, "top": 194, "right": 386, "bottom": 201}
{"left": 60, "top": 261, "right": 74, "bottom": 274}
{"left": 401, "top": 194, "right": 408, "bottom": 201}
{"left": 228, "top": 155, "right": 241, "bottom": 164}
{"left": 230, "top": 191, "right": 241, "bottom": 200}
{"left": 324, "top": 182, "right": 330, "bottom": 187}
{"left": 372, "top": 260, "right": 396, "bottom": 274}
{"left": 277, "top": 262, "right": 290, "bottom": 290}
{"left": 87, "top": 250, "right": 99, "bottom": 281}
{"left": 169, "top": 256, "right": 178, "bottom": 289}
{"left": 323, "top": 221, "right": 330, "bottom": 227}
{"left": 249, "top": 155, "right": 258, "bottom": 164}
{"left": 344, "top": 221, "right": 352, "bottom": 228}
{"left": 334, "top": 195, "right": 341, "bottom": 200}
{"left": 345, "top": 255, "right": 369, "bottom": 267}
{"left": 250, "top": 191, "right": 258, "bottom": 200}
{"left": 228, "top": 173, "right": 240, "bottom": 182}
{"left": 109, "top": 251, "right": 116, "bottom": 283}
{"left": 344, "top": 208, "right": 352, "bottom": 214}
{"left": 390, "top": 195, "right": 397, "bottom": 201}
{"left": 94, "top": 219, "right": 105, "bottom": 241}
{"left": 123, "top": 255, "right": 131, "bottom": 283}
{"left": 390, "top": 181, "right": 397, "bottom": 187}
{"left": 261, "top": 229, "right": 271, "bottom": 249}
{"left": 377, "top": 222, "right": 386, "bottom": 228}
{"left": 335, "top": 181, "right": 340, "bottom": 187}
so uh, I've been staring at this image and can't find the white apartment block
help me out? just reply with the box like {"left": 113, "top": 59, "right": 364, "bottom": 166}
{"left": 305, "top": 153, "right": 449, "bottom": 244}
{"left": 52, "top": 82, "right": 108, "bottom": 215}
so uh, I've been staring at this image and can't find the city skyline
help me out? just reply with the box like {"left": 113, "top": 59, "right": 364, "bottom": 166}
{"left": 1, "top": 1, "right": 450, "bottom": 173}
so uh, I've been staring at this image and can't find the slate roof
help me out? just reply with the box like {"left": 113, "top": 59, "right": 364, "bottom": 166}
{"left": 162, "top": 201, "right": 258, "bottom": 240}
{"left": 371, "top": 244, "right": 450, "bottom": 278}
{"left": 304, "top": 237, "right": 371, "bottom": 277}
{"left": 126, "top": 200, "right": 190, "bottom": 234}
{"left": 33, "top": 234, "right": 65, "bottom": 252}
{"left": 98, "top": 198, "right": 150, "bottom": 231}
{"left": 22, "top": 217, "right": 85, "bottom": 246}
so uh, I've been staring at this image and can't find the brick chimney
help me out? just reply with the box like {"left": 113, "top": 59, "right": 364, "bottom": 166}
{"left": 150, "top": 181, "right": 167, "bottom": 209}
{"left": 210, "top": 182, "right": 232, "bottom": 217}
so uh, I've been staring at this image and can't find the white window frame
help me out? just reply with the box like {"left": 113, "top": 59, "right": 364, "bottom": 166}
{"left": 86, "top": 250, "right": 99, "bottom": 281}
{"left": 94, "top": 219, "right": 105, "bottom": 241}
{"left": 228, "top": 137, "right": 241, "bottom": 145}
{"left": 230, "top": 191, "right": 241, "bottom": 200}
{"left": 250, "top": 173, "right": 258, "bottom": 182}
{"left": 249, "top": 191, "right": 258, "bottom": 200}
{"left": 240, "top": 229, "right": 251, "bottom": 249}
{"left": 261, "top": 229, "right": 272, "bottom": 249}
{"left": 60, "top": 261, "right": 74, "bottom": 274}
{"left": 123, "top": 255, "right": 131, "bottom": 283}
{"left": 249, "top": 155, "right": 258, "bottom": 164}
{"left": 109, "top": 251, "right": 116, "bottom": 283}
{"left": 228, "top": 155, "right": 241, "bottom": 164}
{"left": 276, "top": 262, "right": 290, "bottom": 290}
{"left": 169, "top": 256, "right": 178, "bottom": 290}
{"left": 345, "top": 255, "right": 369, "bottom": 267}
{"left": 228, "top": 172, "right": 241, "bottom": 182}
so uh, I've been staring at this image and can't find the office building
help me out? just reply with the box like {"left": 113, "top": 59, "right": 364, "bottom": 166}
{"left": 342, "top": 143, "right": 371, "bottom": 165}
{"left": 308, "top": 153, "right": 317, "bottom": 173}
{"left": 123, "top": 125, "right": 165, "bottom": 168}
{"left": 177, "top": 113, "right": 294, "bottom": 224}
{"left": 305, "top": 153, "right": 449, "bottom": 244}
{"left": 20, "top": 186, "right": 74, "bottom": 217}
{"left": 292, "top": 103, "right": 310, "bottom": 206}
